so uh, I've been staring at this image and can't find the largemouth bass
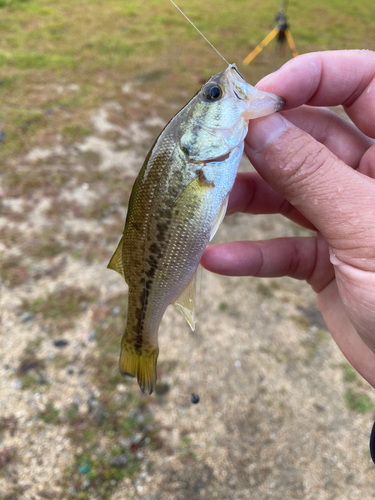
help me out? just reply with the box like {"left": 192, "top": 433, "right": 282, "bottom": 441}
{"left": 108, "top": 64, "right": 284, "bottom": 394}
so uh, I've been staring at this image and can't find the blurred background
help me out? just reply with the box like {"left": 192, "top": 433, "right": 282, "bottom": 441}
{"left": 1, "top": 0, "right": 375, "bottom": 499}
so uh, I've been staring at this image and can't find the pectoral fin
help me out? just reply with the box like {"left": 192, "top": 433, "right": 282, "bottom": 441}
{"left": 173, "top": 272, "right": 197, "bottom": 331}
{"left": 107, "top": 236, "right": 125, "bottom": 280}
{"left": 210, "top": 194, "right": 229, "bottom": 241}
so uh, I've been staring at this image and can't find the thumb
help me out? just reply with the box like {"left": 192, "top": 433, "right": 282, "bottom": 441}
{"left": 244, "top": 113, "right": 375, "bottom": 270}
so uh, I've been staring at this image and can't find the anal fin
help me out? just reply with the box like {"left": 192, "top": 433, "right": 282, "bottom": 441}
{"left": 174, "top": 272, "right": 197, "bottom": 331}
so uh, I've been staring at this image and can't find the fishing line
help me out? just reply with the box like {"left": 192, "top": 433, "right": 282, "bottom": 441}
{"left": 169, "top": 0, "right": 230, "bottom": 67}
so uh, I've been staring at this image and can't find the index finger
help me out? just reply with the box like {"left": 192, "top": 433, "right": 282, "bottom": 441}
{"left": 256, "top": 50, "right": 375, "bottom": 138}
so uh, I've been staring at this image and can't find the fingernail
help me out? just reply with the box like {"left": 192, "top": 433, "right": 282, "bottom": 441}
{"left": 246, "top": 113, "right": 287, "bottom": 152}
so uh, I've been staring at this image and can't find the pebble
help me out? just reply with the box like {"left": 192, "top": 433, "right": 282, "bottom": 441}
{"left": 111, "top": 306, "right": 121, "bottom": 316}
{"left": 131, "top": 432, "right": 145, "bottom": 445}
{"left": 87, "top": 329, "right": 96, "bottom": 341}
{"left": 13, "top": 379, "right": 22, "bottom": 390}
{"left": 21, "top": 312, "right": 34, "bottom": 323}
{"left": 87, "top": 398, "right": 106, "bottom": 422}
{"left": 116, "top": 383, "right": 127, "bottom": 393}
{"left": 110, "top": 454, "right": 128, "bottom": 467}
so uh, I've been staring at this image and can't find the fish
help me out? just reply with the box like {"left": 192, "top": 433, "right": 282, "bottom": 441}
{"left": 108, "top": 63, "right": 284, "bottom": 394}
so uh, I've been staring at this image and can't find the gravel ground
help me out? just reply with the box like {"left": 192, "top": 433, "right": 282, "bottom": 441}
{"left": 1, "top": 102, "right": 375, "bottom": 499}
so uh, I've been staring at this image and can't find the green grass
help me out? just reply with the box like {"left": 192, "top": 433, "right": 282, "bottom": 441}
{"left": 38, "top": 402, "right": 60, "bottom": 424}
{"left": 22, "top": 285, "right": 98, "bottom": 320}
{"left": 344, "top": 389, "right": 373, "bottom": 414}
{"left": 0, "top": 255, "right": 29, "bottom": 287}
{"left": 0, "top": 0, "right": 374, "bottom": 164}
{"left": 341, "top": 362, "right": 359, "bottom": 383}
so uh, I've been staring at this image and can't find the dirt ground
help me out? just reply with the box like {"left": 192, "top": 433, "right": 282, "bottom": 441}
{"left": 1, "top": 99, "right": 375, "bottom": 499}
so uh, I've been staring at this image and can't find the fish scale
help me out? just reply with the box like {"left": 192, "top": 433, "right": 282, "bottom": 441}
{"left": 108, "top": 64, "right": 284, "bottom": 393}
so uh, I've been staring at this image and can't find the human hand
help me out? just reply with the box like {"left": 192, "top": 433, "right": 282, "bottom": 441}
{"left": 201, "top": 50, "right": 375, "bottom": 387}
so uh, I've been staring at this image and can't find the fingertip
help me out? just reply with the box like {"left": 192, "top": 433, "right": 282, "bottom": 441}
{"left": 245, "top": 113, "right": 288, "bottom": 152}
{"left": 200, "top": 245, "right": 217, "bottom": 272}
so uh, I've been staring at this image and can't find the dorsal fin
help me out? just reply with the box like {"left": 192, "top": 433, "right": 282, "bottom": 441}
{"left": 107, "top": 236, "right": 125, "bottom": 280}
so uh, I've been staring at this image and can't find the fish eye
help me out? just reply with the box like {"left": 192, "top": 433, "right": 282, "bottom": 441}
{"left": 204, "top": 84, "right": 223, "bottom": 101}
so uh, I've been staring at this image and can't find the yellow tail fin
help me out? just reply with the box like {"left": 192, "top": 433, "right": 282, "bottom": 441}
{"left": 119, "top": 343, "right": 159, "bottom": 395}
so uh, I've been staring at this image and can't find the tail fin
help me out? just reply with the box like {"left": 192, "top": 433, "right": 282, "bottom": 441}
{"left": 119, "top": 343, "right": 159, "bottom": 395}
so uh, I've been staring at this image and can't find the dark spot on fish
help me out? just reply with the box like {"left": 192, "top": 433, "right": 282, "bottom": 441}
{"left": 156, "top": 222, "right": 168, "bottom": 242}
{"left": 158, "top": 208, "right": 171, "bottom": 219}
{"left": 150, "top": 243, "right": 160, "bottom": 254}
{"left": 135, "top": 307, "right": 143, "bottom": 321}
{"left": 146, "top": 267, "right": 155, "bottom": 278}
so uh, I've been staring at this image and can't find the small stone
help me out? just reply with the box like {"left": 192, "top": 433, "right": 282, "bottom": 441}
{"left": 111, "top": 306, "right": 121, "bottom": 316}
{"left": 191, "top": 393, "right": 200, "bottom": 404}
{"left": 38, "top": 371, "right": 48, "bottom": 384}
{"left": 53, "top": 340, "right": 69, "bottom": 348}
{"left": 118, "top": 437, "right": 131, "bottom": 448}
{"left": 110, "top": 454, "right": 128, "bottom": 467}
{"left": 21, "top": 312, "right": 34, "bottom": 323}
{"left": 13, "top": 379, "right": 22, "bottom": 390}
{"left": 234, "top": 360, "right": 241, "bottom": 368}
{"left": 82, "top": 479, "right": 90, "bottom": 489}
{"left": 87, "top": 399, "right": 106, "bottom": 422}
{"left": 87, "top": 329, "right": 96, "bottom": 341}
{"left": 131, "top": 432, "right": 145, "bottom": 445}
